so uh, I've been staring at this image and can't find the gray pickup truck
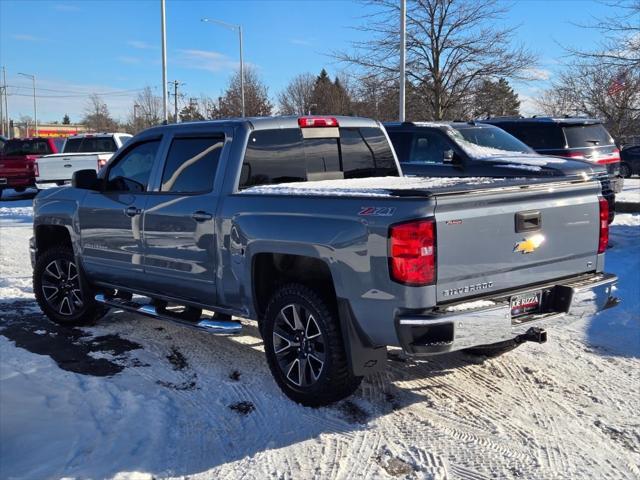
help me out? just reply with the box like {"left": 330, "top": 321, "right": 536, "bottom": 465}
{"left": 31, "top": 115, "right": 618, "bottom": 406}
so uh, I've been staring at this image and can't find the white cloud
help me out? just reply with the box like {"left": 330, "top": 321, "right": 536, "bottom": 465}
{"left": 11, "top": 34, "right": 42, "bottom": 42}
{"left": 127, "top": 40, "right": 155, "bottom": 50}
{"left": 116, "top": 56, "right": 143, "bottom": 65}
{"left": 524, "top": 68, "right": 552, "bottom": 81}
{"left": 290, "top": 38, "right": 312, "bottom": 47}
{"left": 53, "top": 3, "right": 80, "bottom": 12}
{"left": 174, "top": 49, "right": 239, "bottom": 73}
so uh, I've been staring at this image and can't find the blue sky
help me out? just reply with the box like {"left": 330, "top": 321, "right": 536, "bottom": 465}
{"left": 0, "top": 0, "right": 617, "bottom": 123}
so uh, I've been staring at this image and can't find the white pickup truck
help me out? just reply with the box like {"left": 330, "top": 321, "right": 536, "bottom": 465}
{"left": 36, "top": 133, "right": 132, "bottom": 185}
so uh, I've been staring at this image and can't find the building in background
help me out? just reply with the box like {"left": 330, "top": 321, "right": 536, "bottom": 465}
{"left": 10, "top": 122, "right": 88, "bottom": 139}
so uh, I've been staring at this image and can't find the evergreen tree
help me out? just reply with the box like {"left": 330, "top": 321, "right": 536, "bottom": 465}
{"left": 62, "top": 114, "right": 70, "bottom": 125}
{"left": 473, "top": 79, "right": 521, "bottom": 119}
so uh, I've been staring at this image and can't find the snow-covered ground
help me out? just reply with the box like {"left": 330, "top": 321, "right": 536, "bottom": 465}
{"left": 1, "top": 191, "right": 639, "bottom": 480}
{"left": 618, "top": 178, "right": 639, "bottom": 204}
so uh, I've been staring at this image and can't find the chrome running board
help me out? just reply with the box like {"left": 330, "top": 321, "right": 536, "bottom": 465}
{"left": 95, "top": 294, "right": 242, "bottom": 335}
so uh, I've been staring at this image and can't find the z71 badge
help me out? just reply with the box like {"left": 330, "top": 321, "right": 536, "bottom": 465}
{"left": 359, "top": 207, "right": 396, "bottom": 217}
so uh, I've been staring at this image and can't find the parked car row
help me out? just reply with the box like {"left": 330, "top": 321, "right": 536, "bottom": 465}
{"left": 0, "top": 133, "right": 131, "bottom": 197}
{"left": 31, "top": 115, "right": 619, "bottom": 406}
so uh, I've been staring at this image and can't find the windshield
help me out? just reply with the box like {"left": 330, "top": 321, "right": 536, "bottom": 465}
{"left": 449, "top": 126, "right": 535, "bottom": 158}
{"left": 1, "top": 139, "right": 52, "bottom": 156}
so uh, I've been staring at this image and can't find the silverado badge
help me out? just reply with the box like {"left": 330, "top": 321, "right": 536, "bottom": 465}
{"left": 514, "top": 234, "right": 545, "bottom": 254}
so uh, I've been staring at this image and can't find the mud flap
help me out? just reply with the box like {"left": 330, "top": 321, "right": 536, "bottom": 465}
{"left": 337, "top": 298, "right": 387, "bottom": 376}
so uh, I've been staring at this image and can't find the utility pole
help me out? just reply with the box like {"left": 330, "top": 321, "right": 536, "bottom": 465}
{"left": 18, "top": 72, "right": 37, "bottom": 136}
{"left": 169, "top": 80, "right": 184, "bottom": 123}
{"left": 2, "top": 67, "right": 8, "bottom": 137}
{"left": 0, "top": 73, "right": 4, "bottom": 137}
{"left": 160, "top": 0, "right": 169, "bottom": 124}
{"left": 399, "top": 0, "right": 406, "bottom": 122}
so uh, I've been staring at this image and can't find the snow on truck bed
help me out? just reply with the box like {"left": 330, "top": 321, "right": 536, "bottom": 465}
{"left": 241, "top": 175, "right": 513, "bottom": 197}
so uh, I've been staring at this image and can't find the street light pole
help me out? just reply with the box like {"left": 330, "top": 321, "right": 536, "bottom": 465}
{"left": 201, "top": 18, "right": 245, "bottom": 117}
{"left": 399, "top": 0, "right": 406, "bottom": 122}
{"left": 160, "top": 0, "right": 169, "bottom": 124}
{"left": 18, "top": 72, "right": 37, "bottom": 135}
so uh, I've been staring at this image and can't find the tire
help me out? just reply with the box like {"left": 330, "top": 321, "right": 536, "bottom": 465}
{"left": 33, "top": 246, "right": 106, "bottom": 326}
{"left": 464, "top": 339, "right": 520, "bottom": 358}
{"left": 620, "top": 163, "right": 631, "bottom": 178}
{"left": 14, "top": 187, "right": 25, "bottom": 193}
{"left": 263, "top": 283, "right": 362, "bottom": 406}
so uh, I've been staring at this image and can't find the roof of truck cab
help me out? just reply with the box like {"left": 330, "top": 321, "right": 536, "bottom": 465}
{"left": 481, "top": 116, "right": 602, "bottom": 125}
{"left": 383, "top": 121, "right": 499, "bottom": 130}
{"left": 142, "top": 115, "right": 380, "bottom": 135}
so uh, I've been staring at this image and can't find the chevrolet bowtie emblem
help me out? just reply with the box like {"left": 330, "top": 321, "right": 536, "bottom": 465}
{"left": 514, "top": 234, "right": 545, "bottom": 254}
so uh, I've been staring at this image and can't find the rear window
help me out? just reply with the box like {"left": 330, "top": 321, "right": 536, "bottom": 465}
{"left": 1, "top": 139, "right": 53, "bottom": 156}
{"left": 497, "top": 123, "right": 565, "bottom": 149}
{"left": 240, "top": 127, "right": 398, "bottom": 189}
{"left": 563, "top": 124, "right": 613, "bottom": 148}
{"left": 63, "top": 136, "right": 118, "bottom": 153}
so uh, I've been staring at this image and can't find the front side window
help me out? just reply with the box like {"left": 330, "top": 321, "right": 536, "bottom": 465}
{"left": 160, "top": 136, "right": 223, "bottom": 193}
{"left": 106, "top": 140, "right": 160, "bottom": 192}
{"left": 410, "top": 132, "right": 453, "bottom": 164}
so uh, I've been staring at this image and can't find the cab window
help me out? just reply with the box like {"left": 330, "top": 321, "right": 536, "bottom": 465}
{"left": 106, "top": 140, "right": 160, "bottom": 192}
{"left": 160, "top": 136, "right": 223, "bottom": 193}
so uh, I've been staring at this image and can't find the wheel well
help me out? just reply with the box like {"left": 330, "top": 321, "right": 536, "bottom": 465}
{"left": 36, "top": 225, "right": 72, "bottom": 257}
{"left": 252, "top": 253, "right": 337, "bottom": 317}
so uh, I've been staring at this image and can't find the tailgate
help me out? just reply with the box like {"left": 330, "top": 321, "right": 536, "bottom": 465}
{"left": 36, "top": 154, "right": 100, "bottom": 181}
{"left": 434, "top": 180, "right": 601, "bottom": 303}
{"left": 0, "top": 156, "right": 36, "bottom": 178}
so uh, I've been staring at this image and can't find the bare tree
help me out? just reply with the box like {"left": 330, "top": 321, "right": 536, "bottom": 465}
{"left": 135, "top": 86, "right": 162, "bottom": 127}
{"left": 83, "top": 94, "right": 117, "bottom": 132}
{"left": 335, "top": 0, "right": 537, "bottom": 120}
{"left": 567, "top": 1, "right": 640, "bottom": 70}
{"left": 278, "top": 73, "right": 316, "bottom": 115}
{"left": 537, "top": 64, "right": 640, "bottom": 142}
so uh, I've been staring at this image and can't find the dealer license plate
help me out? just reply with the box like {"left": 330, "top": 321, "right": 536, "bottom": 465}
{"left": 510, "top": 291, "right": 542, "bottom": 319}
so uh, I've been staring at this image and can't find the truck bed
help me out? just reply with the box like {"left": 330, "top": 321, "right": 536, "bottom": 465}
{"left": 240, "top": 175, "right": 590, "bottom": 198}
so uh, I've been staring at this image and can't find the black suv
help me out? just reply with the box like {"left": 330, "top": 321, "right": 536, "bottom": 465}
{"left": 481, "top": 117, "right": 622, "bottom": 191}
{"left": 384, "top": 121, "right": 616, "bottom": 222}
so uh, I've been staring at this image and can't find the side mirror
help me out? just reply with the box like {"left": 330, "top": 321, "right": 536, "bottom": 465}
{"left": 443, "top": 149, "right": 454, "bottom": 162}
{"left": 72, "top": 169, "right": 99, "bottom": 190}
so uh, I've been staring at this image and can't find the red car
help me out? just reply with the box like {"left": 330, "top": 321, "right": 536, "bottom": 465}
{"left": 0, "top": 137, "right": 64, "bottom": 196}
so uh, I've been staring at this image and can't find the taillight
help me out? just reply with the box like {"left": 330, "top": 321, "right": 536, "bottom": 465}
{"left": 598, "top": 196, "right": 609, "bottom": 254}
{"left": 97, "top": 158, "right": 107, "bottom": 169}
{"left": 389, "top": 219, "right": 436, "bottom": 286}
{"left": 298, "top": 116, "right": 339, "bottom": 128}
{"left": 596, "top": 148, "right": 620, "bottom": 165}
{"left": 565, "top": 152, "right": 585, "bottom": 159}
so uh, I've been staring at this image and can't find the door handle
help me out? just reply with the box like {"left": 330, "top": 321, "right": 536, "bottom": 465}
{"left": 124, "top": 206, "right": 142, "bottom": 217}
{"left": 192, "top": 211, "right": 213, "bottom": 222}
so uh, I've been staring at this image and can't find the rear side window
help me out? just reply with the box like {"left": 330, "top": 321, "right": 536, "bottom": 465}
{"left": 239, "top": 127, "right": 398, "bottom": 189}
{"left": 161, "top": 136, "right": 223, "bottom": 193}
{"left": 241, "top": 129, "right": 306, "bottom": 188}
{"left": 563, "top": 124, "right": 613, "bottom": 148}
{"left": 499, "top": 124, "right": 565, "bottom": 149}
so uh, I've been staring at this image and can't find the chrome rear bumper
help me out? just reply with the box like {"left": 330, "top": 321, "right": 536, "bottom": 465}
{"left": 396, "top": 273, "right": 618, "bottom": 355}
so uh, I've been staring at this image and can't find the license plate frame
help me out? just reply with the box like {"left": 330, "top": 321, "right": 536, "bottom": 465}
{"left": 510, "top": 290, "right": 542, "bottom": 320}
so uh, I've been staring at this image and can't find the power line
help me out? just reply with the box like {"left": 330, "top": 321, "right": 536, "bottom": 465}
{"left": 5, "top": 85, "right": 160, "bottom": 98}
